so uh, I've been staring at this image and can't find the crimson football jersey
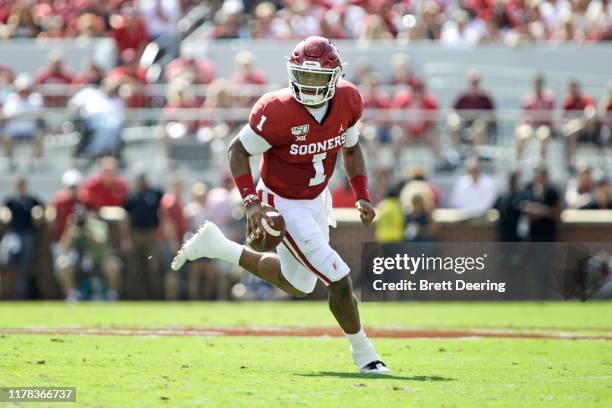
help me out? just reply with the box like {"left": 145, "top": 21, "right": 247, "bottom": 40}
{"left": 247, "top": 80, "right": 363, "bottom": 200}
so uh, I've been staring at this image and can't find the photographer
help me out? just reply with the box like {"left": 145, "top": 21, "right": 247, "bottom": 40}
{"left": 0, "top": 175, "right": 44, "bottom": 299}
{"left": 56, "top": 205, "right": 121, "bottom": 301}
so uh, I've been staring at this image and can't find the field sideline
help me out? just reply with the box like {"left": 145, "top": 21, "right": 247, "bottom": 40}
{"left": 1, "top": 301, "right": 611, "bottom": 407}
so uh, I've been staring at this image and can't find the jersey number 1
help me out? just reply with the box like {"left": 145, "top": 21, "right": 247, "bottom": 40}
{"left": 309, "top": 153, "right": 326, "bottom": 186}
{"left": 256, "top": 115, "right": 267, "bottom": 131}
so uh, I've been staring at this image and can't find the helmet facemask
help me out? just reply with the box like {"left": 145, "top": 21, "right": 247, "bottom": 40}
{"left": 287, "top": 61, "right": 342, "bottom": 106}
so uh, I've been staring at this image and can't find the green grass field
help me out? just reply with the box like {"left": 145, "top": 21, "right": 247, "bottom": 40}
{"left": 0, "top": 301, "right": 611, "bottom": 407}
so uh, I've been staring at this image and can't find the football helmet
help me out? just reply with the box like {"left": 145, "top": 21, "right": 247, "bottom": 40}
{"left": 287, "top": 36, "right": 343, "bottom": 106}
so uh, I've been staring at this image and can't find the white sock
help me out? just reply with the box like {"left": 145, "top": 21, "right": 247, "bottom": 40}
{"left": 345, "top": 328, "right": 380, "bottom": 369}
{"left": 216, "top": 239, "right": 244, "bottom": 266}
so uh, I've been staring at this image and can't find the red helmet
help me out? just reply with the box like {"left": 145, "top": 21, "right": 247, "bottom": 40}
{"left": 287, "top": 36, "right": 343, "bottom": 106}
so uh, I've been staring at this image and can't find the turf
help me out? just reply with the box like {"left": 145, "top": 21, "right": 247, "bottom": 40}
{"left": 1, "top": 302, "right": 611, "bottom": 407}
{"left": 0, "top": 301, "right": 611, "bottom": 330}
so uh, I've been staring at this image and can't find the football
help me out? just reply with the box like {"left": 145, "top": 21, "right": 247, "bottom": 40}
{"left": 247, "top": 204, "right": 286, "bottom": 252}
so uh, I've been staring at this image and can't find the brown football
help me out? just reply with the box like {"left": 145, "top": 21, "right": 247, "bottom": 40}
{"left": 246, "top": 204, "right": 286, "bottom": 252}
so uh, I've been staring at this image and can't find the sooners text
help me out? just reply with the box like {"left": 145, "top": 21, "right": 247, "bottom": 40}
{"left": 289, "top": 134, "right": 346, "bottom": 155}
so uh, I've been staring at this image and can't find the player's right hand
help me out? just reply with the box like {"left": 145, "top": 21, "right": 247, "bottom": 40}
{"left": 245, "top": 201, "right": 273, "bottom": 238}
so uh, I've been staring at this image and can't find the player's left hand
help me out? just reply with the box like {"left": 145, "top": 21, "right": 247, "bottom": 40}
{"left": 356, "top": 199, "right": 375, "bottom": 225}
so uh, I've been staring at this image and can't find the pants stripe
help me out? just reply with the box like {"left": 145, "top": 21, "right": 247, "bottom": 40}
{"left": 284, "top": 232, "right": 332, "bottom": 285}
{"left": 281, "top": 237, "right": 308, "bottom": 269}
{"left": 260, "top": 188, "right": 331, "bottom": 285}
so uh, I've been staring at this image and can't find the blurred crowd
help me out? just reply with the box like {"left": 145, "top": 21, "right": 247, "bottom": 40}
{"left": 1, "top": 45, "right": 610, "bottom": 173}
{"left": 352, "top": 61, "right": 612, "bottom": 173}
{"left": 345, "top": 159, "right": 612, "bottom": 246}
{"left": 1, "top": 152, "right": 611, "bottom": 300}
{"left": 204, "top": 0, "right": 612, "bottom": 44}
{"left": 0, "top": 1, "right": 609, "bottom": 173}
{"left": 0, "top": 157, "right": 252, "bottom": 301}
{"left": 1, "top": 1, "right": 611, "bottom": 44}
{"left": 0, "top": 45, "right": 269, "bottom": 169}
{"left": 0, "top": 0, "right": 190, "bottom": 42}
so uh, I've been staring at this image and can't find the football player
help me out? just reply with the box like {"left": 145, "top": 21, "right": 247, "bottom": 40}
{"left": 172, "top": 36, "right": 389, "bottom": 374}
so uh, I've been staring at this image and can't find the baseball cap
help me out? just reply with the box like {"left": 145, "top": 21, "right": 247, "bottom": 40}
{"left": 62, "top": 169, "right": 83, "bottom": 187}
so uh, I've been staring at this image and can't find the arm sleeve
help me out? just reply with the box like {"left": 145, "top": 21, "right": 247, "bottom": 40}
{"left": 238, "top": 124, "right": 272, "bottom": 156}
{"left": 344, "top": 122, "right": 360, "bottom": 148}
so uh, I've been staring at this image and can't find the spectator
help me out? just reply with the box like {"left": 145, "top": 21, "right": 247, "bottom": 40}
{"left": 449, "top": 158, "right": 497, "bottom": 218}
{"left": 139, "top": 0, "right": 181, "bottom": 58}
{"left": 183, "top": 182, "right": 217, "bottom": 299}
{"left": 211, "top": 0, "right": 245, "bottom": 39}
{"left": 391, "top": 78, "right": 442, "bottom": 162}
{"left": 206, "top": 172, "right": 241, "bottom": 239}
{"left": 199, "top": 79, "right": 238, "bottom": 135}
{"left": 1, "top": 74, "right": 44, "bottom": 171}
{"left": 73, "top": 60, "right": 106, "bottom": 86}
{"left": 68, "top": 81, "right": 124, "bottom": 160}
{"left": 504, "top": 13, "right": 538, "bottom": 46}
{"left": 162, "top": 79, "right": 201, "bottom": 143}
{"left": 400, "top": 1, "right": 442, "bottom": 41}
{"left": 565, "top": 165, "right": 594, "bottom": 208}
{"left": 1, "top": 6, "right": 40, "bottom": 38}
{"left": 320, "top": 6, "right": 351, "bottom": 39}
{"left": 388, "top": 53, "right": 420, "bottom": 88}
{"left": 1, "top": 175, "right": 43, "bottom": 299}
{"left": 230, "top": 51, "right": 267, "bottom": 107}
{"left": 75, "top": 12, "right": 105, "bottom": 38}
{"left": 285, "top": 0, "right": 323, "bottom": 39}
{"left": 331, "top": 178, "right": 356, "bottom": 208}
{"left": 404, "top": 192, "right": 438, "bottom": 242}
{"left": 57, "top": 204, "right": 121, "bottom": 301}
{"left": 184, "top": 182, "right": 209, "bottom": 234}
{"left": 448, "top": 69, "right": 496, "bottom": 151}
{"left": 350, "top": 58, "right": 374, "bottom": 86}
{"left": 441, "top": 9, "right": 485, "bottom": 45}
{"left": 78, "top": 157, "right": 129, "bottom": 211}
{"left": 249, "top": 1, "right": 291, "bottom": 40}
{"left": 551, "top": 14, "right": 585, "bottom": 43}
{"left": 35, "top": 51, "right": 75, "bottom": 107}
{"left": 361, "top": 72, "right": 392, "bottom": 145}
{"left": 0, "top": 65, "right": 14, "bottom": 107}
{"left": 480, "top": 18, "right": 503, "bottom": 44}
{"left": 400, "top": 165, "right": 441, "bottom": 210}
{"left": 49, "top": 169, "right": 83, "bottom": 300}
{"left": 124, "top": 173, "right": 164, "bottom": 299}
{"left": 515, "top": 73, "right": 556, "bottom": 162}
{"left": 164, "top": 46, "right": 215, "bottom": 84}
{"left": 520, "top": 165, "right": 561, "bottom": 242}
{"left": 109, "top": 7, "right": 150, "bottom": 60}
{"left": 230, "top": 51, "right": 267, "bottom": 85}
{"left": 159, "top": 176, "right": 187, "bottom": 299}
{"left": 597, "top": 82, "right": 612, "bottom": 148}
{"left": 50, "top": 169, "right": 83, "bottom": 244}
{"left": 106, "top": 48, "right": 149, "bottom": 108}
{"left": 370, "top": 166, "right": 393, "bottom": 206}
{"left": 359, "top": 14, "right": 394, "bottom": 41}
{"left": 579, "top": 178, "right": 612, "bottom": 210}
{"left": 363, "top": 72, "right": 391, "bottom": 111}
{"left": 539, "top": 0, "right": 572, "bottom": 33}
{"left": 375, "top": 182, "right": 404, "bottom": 243}
{"left": 561, "top": 79, "right": 597, "bottom": 172}
{"left": 493, "top": 171, "right": 523, "bottom": 242}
